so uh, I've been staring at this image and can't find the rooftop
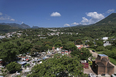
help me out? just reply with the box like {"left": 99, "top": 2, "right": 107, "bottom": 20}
{"left": 98, "top": 54, "right": 107, "bottom": 57}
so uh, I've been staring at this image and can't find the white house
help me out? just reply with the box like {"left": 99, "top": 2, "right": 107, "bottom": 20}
{"left": 103, "top": 41, "right": 111, "bottom": 47}
{"left": 102, "top": 37, "right": 108, "bottom": 41}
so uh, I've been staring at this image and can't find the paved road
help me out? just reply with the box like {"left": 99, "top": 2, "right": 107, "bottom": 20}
{"left": 89, "top": 49, "right": 116, "bottom": 74}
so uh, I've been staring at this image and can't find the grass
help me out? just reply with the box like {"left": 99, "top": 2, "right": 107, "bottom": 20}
{"left": 109, "top": 57, "right": 116, "bottom": 65}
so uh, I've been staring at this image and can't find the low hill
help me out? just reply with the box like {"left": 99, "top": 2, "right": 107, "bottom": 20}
{"left": 0, "top": 24, "right": 20, "bottom": 34}
{"left": 0, "top": 23, "right": 30, "bottom": 29}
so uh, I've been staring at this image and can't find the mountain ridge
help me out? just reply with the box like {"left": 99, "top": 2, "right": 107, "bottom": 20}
{"left": 0, "top": 23, "right": 30, "bottom": 29}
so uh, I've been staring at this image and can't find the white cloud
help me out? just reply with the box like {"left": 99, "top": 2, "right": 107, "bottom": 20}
{"left": 22, "top": 22, "right": 24, "bottom": 24}
{"left": 72, "top": 22, "right": 79, "bottom": 25}
{"left": 0, "top": 17, "right": 6, "bottom": 20}
{"left": 87, "top": 12, "right": 104, "bottom": 24}
{"left": 10, "top": 19, "right": 15, "bottom": 21}
{"left": 80, "top": 17, "right": 89, "bottom": 25}
{"left": 64, "top": 24, "right": 70, "bottom": 26}
{"left": 81, "top": 17, "right": 89, "bottom": 23}
{"left": 51, "top": 12, "right": 61, "bottom": 17}
{"left": 107, "top": 9, "right": 115, "bottom": 13}
{"left": 0, "top": 13, "right": 15, "bottom": 21}
{"left": 80, "top": 12, "right": 105, "bottom": 25}
{"left": 87, "top": 12, "right": 104, "bottom": 20}
{"left": 0, "top": 12, "right": 2, "bottom": 15}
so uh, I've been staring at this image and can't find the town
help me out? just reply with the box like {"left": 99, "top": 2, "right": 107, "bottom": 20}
{"left": 0, "top": 26, "right": 116, "bottom": 77}
{"left": 0, "top": 0, "right": 116, "bottom": 77}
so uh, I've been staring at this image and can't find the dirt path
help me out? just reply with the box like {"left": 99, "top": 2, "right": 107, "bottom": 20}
{"left": 89, "top": 49, "right": 116, "bottom": 73}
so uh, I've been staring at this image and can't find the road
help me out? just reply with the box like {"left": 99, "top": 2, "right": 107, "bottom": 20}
{"left": 89, "top": 49, "right": 116, "bottom": 74}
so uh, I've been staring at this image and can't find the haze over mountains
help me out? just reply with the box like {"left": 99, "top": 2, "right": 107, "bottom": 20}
{"left": 0, "top": 23, "right": 30, "bottom": 29}
{"left": 0, "top": 13, "right": 116, "bottom": 34}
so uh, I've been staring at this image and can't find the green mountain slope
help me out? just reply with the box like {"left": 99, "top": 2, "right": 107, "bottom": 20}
{"left": 61, "top": 13, "right": 116, "bottom": 39}
{"left": 95, "top": 13, "right": 116, "bottom": 25}
{"left": 0, "top": 25, "right": 20, "bottom": 34}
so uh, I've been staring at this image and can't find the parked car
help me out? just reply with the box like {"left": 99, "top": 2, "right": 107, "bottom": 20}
{"left": 111, "top": 74, "right": 116, "bottom": 77}
{"left": 92, "top": 50, "right": 95, "bottom": 52}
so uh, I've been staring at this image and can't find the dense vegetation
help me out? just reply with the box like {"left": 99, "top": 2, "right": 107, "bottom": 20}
{"left": 0, "top": 24, "right": 20, "bottom": 34}
{"left": 0, "top": 13, "right": 116, "bottom": 76}
{"left": 28, "top": 54, "right": 87, "bottom": 77}
{"left": 6, "top": 62, "right": 21, "bottom": 73}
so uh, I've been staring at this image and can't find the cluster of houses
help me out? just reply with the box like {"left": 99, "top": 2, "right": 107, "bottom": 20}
{"left": 0, "top": 31, "right": 23, "bottom": 39}
{"left": 0, "top": 46, "right": 73, "bottom": 77}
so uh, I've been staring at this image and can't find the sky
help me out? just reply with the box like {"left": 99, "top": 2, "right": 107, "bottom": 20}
{"left": 0, "top": 0, "right": 116, "bottom": 28}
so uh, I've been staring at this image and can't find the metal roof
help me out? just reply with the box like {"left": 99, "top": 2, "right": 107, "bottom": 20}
{"left": 99, "top": 54, "right": 107, "bottom": 57}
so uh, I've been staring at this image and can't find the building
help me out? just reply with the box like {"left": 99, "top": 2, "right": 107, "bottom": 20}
{"left": 103, "top": 41, "right": 111, "bottom": 47}
{"left": 76, "top": 45, "right": 83, "bottom": 49}
{"left": 81, "top": 60, "right": 89, "bottom": 69}
{"left": 92, "top": 54, "right": 114, "bottom": 75}
{"left": 102, "top": 37, "right": 108, "bottom": 41}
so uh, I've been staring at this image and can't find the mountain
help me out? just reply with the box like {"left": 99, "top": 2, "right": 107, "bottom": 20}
{"left": 0, "top": 23, "right": 30, "bottom": 29}
{"left": 61, "top": 13, "right": 116, "bottom": 38}
{"left": 31, "top": 26, "right": 39, "bottom": 29}
{"left": 0, "top": 24, "right": 20, "bottom": 34}
{"left": 95, "top": 13, "right": 116, "bottom": 25}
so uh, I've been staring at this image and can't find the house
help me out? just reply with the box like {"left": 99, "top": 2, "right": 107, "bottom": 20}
{"left": 18, "top": 61, "right": 27, "bottom": 67}
{"left": 102, "top": 37, "right": 108, "bottom": 41}
{"left": 61, "top": 50, "right": 71, "bottom": 56}
{"left": 0, "top": 36, "right": 5, "bottom": 39}
{"left": 81, "top": 60, "right": 89, "bottom": 69}
{"left": 92, "top": 54, "right": 114, "bottom": 75}
{"left": 76, "top": 45, "right": 83, "bottom": 49}
{"left": 103, "top": 41, "right": 111, "bottom": 47}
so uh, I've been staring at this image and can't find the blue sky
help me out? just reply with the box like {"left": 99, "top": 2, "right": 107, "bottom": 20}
{"left": 0, "top": 0, "right": 116, "bottom": 27}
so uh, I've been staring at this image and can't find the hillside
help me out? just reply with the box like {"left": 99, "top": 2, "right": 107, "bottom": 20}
{"left": 61, "top": 13, "right": 116, "bottom": 39}
{"left": 0, "top": 23, "right": 30, "bottom": 29}
{"left": 95, "top": 13, "right": 116, "bottom": 25}
{"left": 0, "top": 25, "right": 20, "bottom": 34}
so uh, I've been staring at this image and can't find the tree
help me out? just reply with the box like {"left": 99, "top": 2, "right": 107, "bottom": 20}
{"left": 54, "top": 41, "right": 62, "bottom": 48}
{"left": 96, "top": 46, "right": 105, "bottom": 51}
{"left": 75, "top": 39, "right": 82, "bottom": 45}
{"left": 28, "top": 54, "right": 86, "bottom": 77}
{"left": 19, "top": 42, "right": 32, "bottom": 54}
{"left": 0, "top": 42, "right": 18, "bottom": 62}
{"left": 63, "top": 42, "right": 77, "bottom": 51}
{"left": 71, "top": 48, "right": 92, "bottom": 60}
{"left": 6, "top": 62, "right": 21, "bottom": 73}
{"left": 95, "top": 40, "right": 103, "bottom": 46}
{"left": 80, "top": 48, "right": 92, "bottom": 60}
{"left": 86, "top": 41, "right": 94, "bottom": 47}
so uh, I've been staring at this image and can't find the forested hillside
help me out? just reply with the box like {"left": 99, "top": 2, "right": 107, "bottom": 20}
{"left": 0, "top": 25, "right": 20, "bottom": 34}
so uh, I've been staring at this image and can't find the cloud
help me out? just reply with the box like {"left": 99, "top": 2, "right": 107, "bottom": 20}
{"left": 64, "top": 24, "right": 70, "bottom": 26}
{"left": 10, "top": 19, "right": 15, "bottom": 21}
{"left": 81, "top": 17, "right": 89, "bottom": 23}
{"left": 0, "top": 12, "right": 2, "bottom": 15}
{"left": 80, "top": 12, "right": 105, "bottom": 25}
{"left": 72, "top": 22, "right": 79, "bottom": 25}
{"left": 106, "top": 9, "right": 115, "bottom": 13}
{"left": 87, "top": 12, "right": 104, "bottom": 20}
{"left": 0, "top": 17, "right": 6, "bottom": 20}
{"left": 87, "top": 12, "right": 105, "bottom": 24}
{"left": 0, "top": 13, "right": 15, "bottom": 21}
{"left": 80, "top": 17, "right": 89, "bottom": 25}
{"left": 51, "top": 12, "right": 61, "bottom": 17}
